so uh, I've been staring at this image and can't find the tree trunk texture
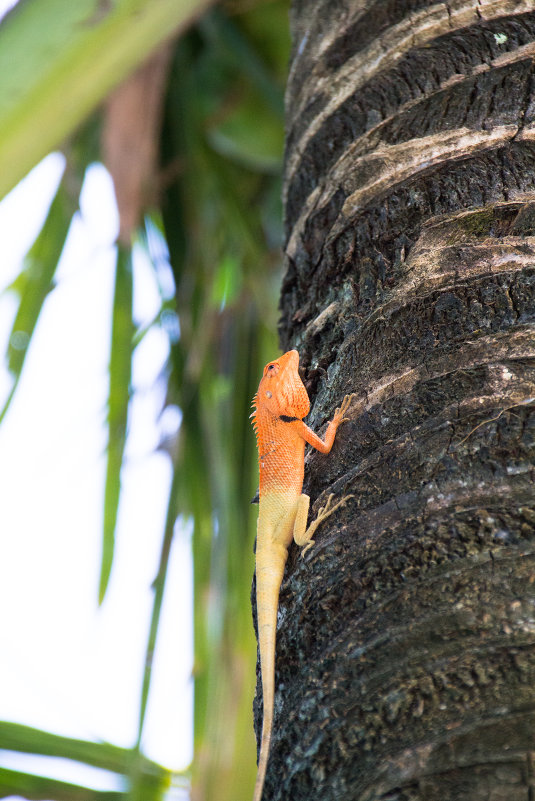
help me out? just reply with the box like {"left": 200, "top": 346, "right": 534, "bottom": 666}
{"left": 255, "top": 2, "right": 535, "bottom": 800}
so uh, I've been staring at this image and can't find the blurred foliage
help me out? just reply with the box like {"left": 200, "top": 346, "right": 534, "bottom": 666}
{"left": 0, "top": 182, "right": 76, "bottom": 425}
{"left": 0, "top": 722, "right": 171, "bottom": 801}
{"left": 0, "top": 0, "right": 214, "bottom": 200}
{"left": 100, "top": 246, "right": 134, "bottom": 602}
{"left": 0, "top": 0, "right": 289, "bottom": 800}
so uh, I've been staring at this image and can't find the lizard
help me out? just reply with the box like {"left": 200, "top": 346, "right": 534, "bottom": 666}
{"left": 250, "top": 348, "right": 353, "bottom": 801}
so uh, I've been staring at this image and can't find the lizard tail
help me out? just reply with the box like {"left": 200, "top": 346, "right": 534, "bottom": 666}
{"left": 253, "top": 542, "right": 287, "bottom": 801}
{"left": 253, "top": 696, "right": 273, "bottom": 801}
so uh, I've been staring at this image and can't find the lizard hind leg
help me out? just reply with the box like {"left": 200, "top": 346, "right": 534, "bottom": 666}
{"left": 293, "top": 492, "right": 354, "bottom": 557}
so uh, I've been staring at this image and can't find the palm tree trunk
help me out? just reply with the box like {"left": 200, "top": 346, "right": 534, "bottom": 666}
{"left": 256, "top": 3, "right": 535, "bottom": 799}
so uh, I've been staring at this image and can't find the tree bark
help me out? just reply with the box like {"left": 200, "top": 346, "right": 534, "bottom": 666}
{"left": 255, "top": 2, "right": 535, "bottom": 799}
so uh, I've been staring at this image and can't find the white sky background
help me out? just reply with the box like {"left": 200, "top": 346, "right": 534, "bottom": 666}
{"left": 0, "top": 153, "right": 193, "bottom": 797}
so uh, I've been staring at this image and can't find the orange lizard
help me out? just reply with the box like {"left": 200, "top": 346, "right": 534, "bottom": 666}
{"left": 250, "top": 349, "right": 352, "bottom": 801}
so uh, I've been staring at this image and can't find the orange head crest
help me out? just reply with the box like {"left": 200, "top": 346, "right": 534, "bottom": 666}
{"left": 251, "top": 350, "right": 310, "bottom": 427}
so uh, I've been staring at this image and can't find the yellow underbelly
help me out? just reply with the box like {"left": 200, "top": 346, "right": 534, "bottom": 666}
{"left": 257, "top": 489, "right": 300, "bottom": 549}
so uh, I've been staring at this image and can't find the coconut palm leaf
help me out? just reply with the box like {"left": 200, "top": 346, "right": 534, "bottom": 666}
{"left": 100, "top": 245, "right": 133, "bottom": 602}
{"left": 0, "top": 0, "right": 213, "bottom": 201}
{"left": 0, "top": 721, "right": 170, "bottom": 800}
{"left": 0, "top": 177, "right": 74, "bottom": 424}
{"left": 157, "top": 12, "right": 287, "bottom": 795}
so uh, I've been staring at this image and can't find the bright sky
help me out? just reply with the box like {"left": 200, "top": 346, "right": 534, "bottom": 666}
{"left": 0, "top": 154, "right": 193, "bottom": 798}
{"left": 0, "top": 0, "right": 16, "bottom": 22}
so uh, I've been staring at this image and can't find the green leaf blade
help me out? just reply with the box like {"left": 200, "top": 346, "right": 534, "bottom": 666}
{"left": 0, "top": 767, "right": 123, "bottom": 801}
{"left": 0, "top": 177, "right": 73, "bottom": 424}
{"left": 99, "top": 245, "right": 133, "bottom": 604}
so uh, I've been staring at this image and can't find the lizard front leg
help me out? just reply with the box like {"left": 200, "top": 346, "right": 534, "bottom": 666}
{"left": 293, "top": 492, "right": 353, "bottom": 557}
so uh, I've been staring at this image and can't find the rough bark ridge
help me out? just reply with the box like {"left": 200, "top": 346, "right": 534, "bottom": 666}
{"left": 255, "top": 2, "right": 535, "bottom": 800}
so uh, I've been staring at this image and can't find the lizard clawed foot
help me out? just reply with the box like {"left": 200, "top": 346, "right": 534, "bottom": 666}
{"left": 316, "top": 493, "right": 336, "bottom": 519}
{"left": 317, "top": 492, "right": 354, "bottom": 521}
{"left": 299, "top": 493, "right": 354, "bottom": 558}
{"left": 300, "top": 538, "right": 315, "bottom": 558}
{"left": 333, "top": 394, "right": 354, "bottom": 426}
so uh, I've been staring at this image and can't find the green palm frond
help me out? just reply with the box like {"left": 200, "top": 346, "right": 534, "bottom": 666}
{"left": 100, "top": 245, "right": 133, "bottom": 602}
{"left": 0, "top": 177, "right": 74, "bottom": 424}
{"left": 157, "top": 15, "right": 286, "bottom": 794}
{"left": 0, "top": 721, "right": 171, "bottom": 801}
{"left": 0, "top": 0, "right": 213, "bottom": 201}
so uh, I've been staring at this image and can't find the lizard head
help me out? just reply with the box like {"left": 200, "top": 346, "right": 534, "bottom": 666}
{"left": 251, "top": 349, "right": 310, "bottom": 422}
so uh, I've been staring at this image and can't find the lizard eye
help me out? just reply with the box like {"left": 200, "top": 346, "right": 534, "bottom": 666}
{"left": 264, "top": 362, "right": 280, "bottom": 376}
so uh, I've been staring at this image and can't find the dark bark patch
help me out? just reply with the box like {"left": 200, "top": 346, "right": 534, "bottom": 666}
{"left": 345, "top": 270, "right": 535, "bottom": 384}
{"left": 285, "top": 13, "right": 535, "bottom": 235}
{"left": 327, "top": 361, "right": 535, "bottom": 468}
{"left": 271, "top": 533, "right": 535, "bottom": 800}
{"left": 378, "top": 60, "right": 534, "bottom": 143}
{"left": 323, "top": 0, "right": 435, "bottom": 72}
{"left": 280, "top": 144, "right": 535, "bottom": 344}
{"left": 302, "top": 187, "right": 347, "bottom": 265}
